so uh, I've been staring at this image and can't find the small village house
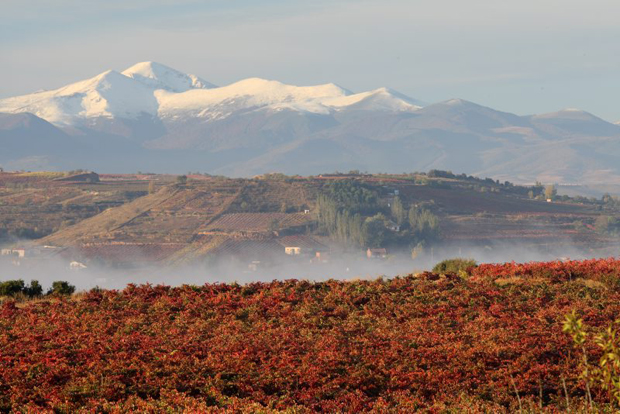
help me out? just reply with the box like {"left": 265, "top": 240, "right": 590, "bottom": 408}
{"left": 285, "top": 246, "right": 302, "bottom": 255}
{"left": 279, "top": 235, "right": 327, "bottom": 257}
{"left": 1, "top": 248, "right": 26, "bottom": 258}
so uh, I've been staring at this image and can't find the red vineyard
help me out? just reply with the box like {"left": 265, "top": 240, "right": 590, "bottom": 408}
{"left": 2, "top": 259, "right": 620, "bottom": 412}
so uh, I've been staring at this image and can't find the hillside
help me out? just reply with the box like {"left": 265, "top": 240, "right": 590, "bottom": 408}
{"left": 2, "top": 63, "right": 620, "bottom": 184}
{"left": 29, "top": 172, "right": 620, "bottom": 270}
{"left": 0, "top": 171, "right": 162, "bottom": 241}
{"left": 1, "top": 259, "right": 620, "bottom": 411}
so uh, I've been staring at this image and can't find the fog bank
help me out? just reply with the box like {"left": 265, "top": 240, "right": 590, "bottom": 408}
{"left": 1, "top": 240, "right": 616, "bottom": 291}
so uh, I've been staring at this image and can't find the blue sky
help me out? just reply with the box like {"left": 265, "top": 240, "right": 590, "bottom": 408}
{"left": 2, "top": 0, "right": 620, "bottom": 121}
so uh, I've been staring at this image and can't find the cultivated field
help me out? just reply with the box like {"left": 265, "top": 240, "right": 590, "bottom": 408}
{"left": 1, "top": 259, "right": 619, "bottom": 412}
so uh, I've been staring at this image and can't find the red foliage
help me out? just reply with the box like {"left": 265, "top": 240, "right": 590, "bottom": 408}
{"left": 1, "top": 259, "right": 620, "bottom": 411}
{"left": 472, "top": 257, "right": 620, "bottom": 284}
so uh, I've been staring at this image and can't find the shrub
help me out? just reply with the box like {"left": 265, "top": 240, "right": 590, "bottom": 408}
{"left": 564, "top": 311, "right": 620, "bottom": 407}
{"left": 48, "top": 281, "right": 76, "bottom": 296}
{"left": 432, "top": 258, "right": 477, "bottom": 275}
{"left": 0, "top": 279, "right": 25, "bottom": 296}
{"left": 0, "top": 280, "right": 43, "bottom": 298}
{"left": 24, "top": 280, "right": 43, "bottom": 297}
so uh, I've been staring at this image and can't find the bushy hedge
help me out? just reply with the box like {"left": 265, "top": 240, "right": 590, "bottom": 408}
{"left": 0, "top": 279, "right": 73, "bottom": 298}
{"left": 432, "top": 257, "right": 477, "bottom": 275}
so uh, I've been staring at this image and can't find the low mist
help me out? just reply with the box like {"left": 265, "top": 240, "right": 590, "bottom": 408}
{"left": 1, "top": 240, "right": 617, "bottom": 292}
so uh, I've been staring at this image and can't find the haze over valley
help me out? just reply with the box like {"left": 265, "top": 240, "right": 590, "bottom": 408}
{"left": 2, "top": 170, "right": 620, "bottom": 290}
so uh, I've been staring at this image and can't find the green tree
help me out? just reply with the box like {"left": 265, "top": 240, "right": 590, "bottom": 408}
{"left": 335, "top": 210, "right": 350, "bottom": 243}
{"left": 321, "top": 180, "right": 378, "bottom": 214}
{"left": 432, "top": 258, "right": 477, "bottom": 275}
{"left": 176, "top": 175, "right": 188, "bottom": 185}
{"left": 48, "top": 281, "right": 76, "bottom": 296}
{"left": 391, "top": 196, "right": 406, "bottom": 225}
{"left": 408, "top": 206, "right": 440, "bottom": 241}
{"left": 595, "top": 216, "right": 620, "bottom": 235}
{"left": 0, "top": 280, "right": 25, "bottom": 296}
{"left": 349, "top": 213, "right": 365, "bottom": 247}
{"left": 24, "top": 280, "right": 43, "bottom": 297}
{"left": 363, "top": 213, "right": 390, "bottom": 248}
{"left": 316, "top": 194, "right": 339, "bottom": 235}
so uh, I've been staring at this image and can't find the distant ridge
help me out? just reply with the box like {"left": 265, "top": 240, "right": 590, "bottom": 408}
{"left": 1, "top": 62, "right": 620, "bottom": 184}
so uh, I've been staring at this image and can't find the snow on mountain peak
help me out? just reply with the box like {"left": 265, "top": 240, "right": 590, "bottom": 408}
{"left": 0, "top": 69, "right": 159, "bottom": 126}
{"left": 222, "top": 78, "right": 350, "bottom": 100}
{"left": 445, "top": 98, "right": 468, "bottom": 106}
{"left": 122, "top": 61, "right": 216, "bottom": 92}
{"left": 156, "top": 78, "right": 355, "bottom": 119}
{"left": 324, "top": 87, "right": 421, "bottom": 112}
{"left": 0, "top": 63, "right": 423, "bottom": 126}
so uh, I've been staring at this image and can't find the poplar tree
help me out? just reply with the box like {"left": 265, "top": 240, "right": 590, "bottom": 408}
{"left": 391, "top": 196, "right": 406, "bottom": 225}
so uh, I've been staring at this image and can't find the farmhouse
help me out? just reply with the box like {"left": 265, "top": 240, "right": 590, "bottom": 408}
{"left": 1, "top": 248, "right": 27, "bottom": 258}
{"left": 0, "top": 245, "right": 64, "bottom": 266}
{"left": 0, "top": 246, "right": 60, "bottom": 259}
{"left": 278, "top": 235, "right": 327, "bottom": 257}
{"left": 285, "top": 246, "right": 302, "bottom": 255}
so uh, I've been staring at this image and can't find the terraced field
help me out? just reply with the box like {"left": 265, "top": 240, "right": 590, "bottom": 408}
{"left": 2, "top": 172, "right": 617, "bottom": 267}
{"left": 0, "top": 172, "right": 149, "bottom": 240}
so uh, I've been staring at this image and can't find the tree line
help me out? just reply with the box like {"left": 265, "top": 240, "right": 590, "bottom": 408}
{"left": 0, "top": 279, "right": 75, "bottom": 298}
{"left": 316, "top": 180, "right": 440, "bottom": 248}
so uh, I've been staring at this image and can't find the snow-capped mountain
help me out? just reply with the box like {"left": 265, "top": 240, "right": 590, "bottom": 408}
{"left": 0, "top": 69, "right": 159, "bottom": 126}
{"left": 1, "top": 61, "right": 620, "bottom": 185}
{"left": 0, "top": 62, "right": 420, "bottom": 128}
{"left": 121, "top": 61, "right": 215, "bottom": 92}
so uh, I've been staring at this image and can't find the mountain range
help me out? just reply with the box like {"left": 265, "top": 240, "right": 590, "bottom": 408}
{"left": 1, "top": 61, "right": 619, "bottom": 184}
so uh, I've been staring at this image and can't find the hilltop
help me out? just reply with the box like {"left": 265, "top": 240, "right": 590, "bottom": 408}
{"left": 0, "top": 170, "right": 614, "bottom": 272}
